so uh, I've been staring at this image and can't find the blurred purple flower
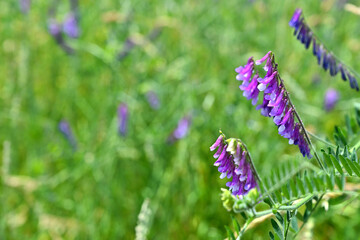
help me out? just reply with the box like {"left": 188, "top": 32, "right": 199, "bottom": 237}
{"left": 146, "top": 91, "right": 160, "bottom": 110}
{"left": 168, "top": 116, "right": 191, "bottom": 143}
{"left": 19, "top": 0, "right": 31, "bottom": 14}
{"left": 48, "top": 19, "right": 74, "bottom": 54}
{"left": 118, "top": 103, "right": 128, "bottom": 136}
{"left": 324, "top": 88, "right": 339, "bottom": 112}
{"left": 48, "top": 19, "right": 62, "bottom": 36}
{"left": 58, "top": 120, "right": 77, "bottom": 149}
{"left": 63, "top": 13, "right": 79, "bottom": 38}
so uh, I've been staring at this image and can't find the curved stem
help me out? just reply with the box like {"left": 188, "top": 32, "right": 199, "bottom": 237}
{"left": 307, "top": 131, "right": 337, "bottom": 148}
{"left": 239, "top": 217, "right": 253, "bottom": 238}
{"left": 254, "top": 194, "right": 314, "bottom": 217}
{"left": 300, "top": 12, "right": 360, "bottom": 81}
{"left": 293, "top": 194, "right": 324, "bottom": 239}
{"left": 276, "top": 71, "right": 326, "bottom": 172}
{"left": 239, "top": 139, "right": 276, "bottom": 206}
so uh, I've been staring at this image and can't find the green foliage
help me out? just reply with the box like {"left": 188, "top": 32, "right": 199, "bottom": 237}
{"left": 223, "top": 112, "right": 360, "bottom": 239}
{"left": 3, "top": 0, "right": 360, "bottom": 239}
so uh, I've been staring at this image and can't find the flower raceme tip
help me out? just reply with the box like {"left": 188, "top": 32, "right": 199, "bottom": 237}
{"left": 289, "top": 8, "right": 359, "bottom": 91}
{"left": 210, "top": 134, "right": 257, "bottom": 197}
{"left": 235, "top": 51, "right": 312, "bottom": 159}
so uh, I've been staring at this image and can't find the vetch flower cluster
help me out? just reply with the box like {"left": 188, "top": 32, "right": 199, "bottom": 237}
{"left": 210, "top": 133, "right": 257, "bottom": 197}
{"left": 289, "top": 8, "right": 359, "bottom": 91}
{"left": 235, "top": 51, "right": 312, "bottom": 159}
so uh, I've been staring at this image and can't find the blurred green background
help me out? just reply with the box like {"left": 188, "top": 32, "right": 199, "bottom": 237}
{"left": 2, "top": 0, "right": 360, "bottom": 239}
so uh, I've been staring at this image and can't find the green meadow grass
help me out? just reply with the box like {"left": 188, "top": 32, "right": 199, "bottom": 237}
{"left": 1, "top": 0, "right": 360, "bottom": 239}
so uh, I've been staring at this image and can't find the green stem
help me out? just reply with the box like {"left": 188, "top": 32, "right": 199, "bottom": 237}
{"left": 276, "top": 69, "right": 326, "bottom": 172}
{"left": 254, "top": 194, "right": 314, "bottom": 217}
{"left": 284, "top": 215, "right": 291, "bottom": 240}
{"left": 257, "top": 161, "right": 318, "bottom": 202}
{"left": 239, "top": 217, "right": 253, "bottom": 238}
{"left": 239, "top": 139, "right": 276, "bottom": 206}
{"left": 294, "top": 194, "right": 324, "bottom": 239}
{"left": 307, "top": 131, "right": 337, "bottom": 148}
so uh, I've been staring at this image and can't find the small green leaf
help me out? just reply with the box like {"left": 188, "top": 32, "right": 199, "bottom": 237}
{"left": 271, "top": 219, "right": 283, "bottom": 240}
{"left": 275, "top": 190, "right": 283, "bottom": 203}
{"left": 225, "top": 226, "right": 235, "bottom": 240}
{"left": 269, "top": 231, "right": 275, "bottom": 240}
{"left": 289, "top": 179, "right": 298, "bottom": 197}
{"left": 281, "top": 185, "right": 290, "bottom": 200}
{"left": 303, "top": 201, "right": 313, "bottom": 222}
{"left": 296, "top": 212, "right": 303, "bottom": 222}
{"left": 275, "top": 212, "right": 284, "bottom": 226}
{"left": 305, "top": 176, "right": 313, "bottom": 193}
{"left": 355, "top": 108, "right": 360, "bottom": 127}
{"left": 296, "top": 177, "right": 306, "bottom": 195}
{"left": 335, "top": 174, "right": 345, "bottom": 191}
{"left": 339, "top": 155, "right": 353, "bottom": 176}
{"left": 309, "top": 176, "right": 321, "bottom": 191}
{"left": 322, "top": 151, "right": 334, "bottom": 170}
{"left": 265, "top": 177, "right": 271, "bottom": 189}
{"left": 329, "top": 194, "right": 347, "bottom": 205}
{"left": 306, "top": 199, "right": 313, "bottom": 211}
{"left": 347, "top": 158, "right": 360, "bottom": 177}
{"left": 335, "top": 126, "right": 347, "bottom": 146}
{"left": 351, "top": 149, "right": 358, "bottom": 163}
{"left": 231, "top": 216, "right": 240, "bottom": 234}
{"left": 344, "top": 145, "right": 349, "bottom": 157}
{"left": 290, "top": 216, "right": 299, "bottom": 232}
{"left": 312, "top": 176, "right": 321, "bottom": 191}
{"left": 345, "top": 115, "right": 353, "bottom": 137}
{"left": 330, "top": 154, "right": 343, "bottom": 174}
{"left": 326, "top": 174, "right": 334, "bottom": 190}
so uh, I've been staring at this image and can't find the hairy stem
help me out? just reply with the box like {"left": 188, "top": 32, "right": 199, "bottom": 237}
{"left": 284, "top": 213, "right": 291, "bottom": 240}
{"left": 276, "top": 71, "right": 326, "bottom": 172}
{"left": 239, "top": 217, "right": 253, "bottom": 238}
{"left": 257, "top": 161, "right": 318, "bottom": 203}
{"left": 294, "top": 194, "right": 324, "bottom": 239}
{"left": 307, "top": 131, "right": 337, "bottom": 148}
{"left": 254, "top": 194, "right": 314, "bottom": 218}
{"left": 239, "top": 139, "right": 276, "bottom": 206}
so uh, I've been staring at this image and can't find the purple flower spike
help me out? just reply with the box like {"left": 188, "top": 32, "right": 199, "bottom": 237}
{"left": 210, "top": 134, "right": 257, "bottom": 197}
{"left": 146, "top": 91, "right": 160, "bottom": 110}
{"left": 289, "top": 8, "right": 359, "bottom": 91}
{"left": 63, "top": 13, "right": 79, "bottom": 38}
{"left": 324, "top": 88, "right": 339, "bottom": 112}
{"left": 118, "top": 103, "right": 129, "bottom": 137}
{"left": 236, "top": 51, "right": 312, "bottom": 159}
{"left": 58, "top": 120, "right": 77, "bottom": 149}
{"left": 19, "top": 0, "right": 31, "bottom": 14}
